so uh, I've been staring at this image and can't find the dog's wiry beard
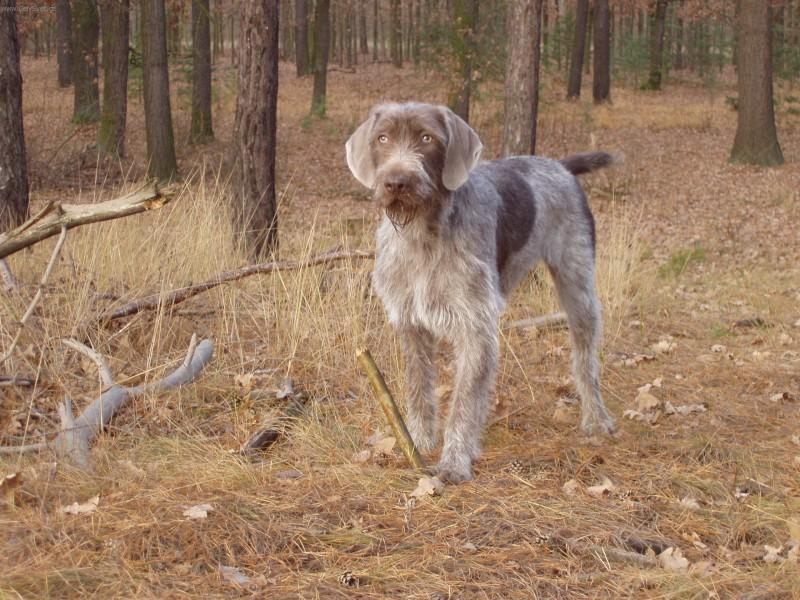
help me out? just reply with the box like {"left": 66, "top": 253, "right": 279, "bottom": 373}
{"left": 384, "top": 198, "right": 419, "bottom": 230}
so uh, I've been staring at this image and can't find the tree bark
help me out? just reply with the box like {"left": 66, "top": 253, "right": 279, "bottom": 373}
{"left": 592, "top": 0, "right": 611, "bottom": 104}
{"left": 372, "top": 0, "right": 378, "bottom": 62}
{"left": 98, "top": 0, "right": 130, "bottom": 158}
{"left": 311, "top": 0, "right": 330, "bottom": 116}
{"left": 389, "top": 0, "right": 402, "bottom": 67}
{"left": 502, "top": 0, "right": 542, "bottom": 156}
{"left": 56, "top": 0, "right": 72, "bottom": 87}
{"left": 141, "top": 0, "right": 178, "bottom": 180}
{"left": 359, "top": 0, "right": 368, "bottom": 53}
{"left": 190, "top": 0, "right": 214, "bottom": 143}
{"left": 234, "top": 0, "right": 279, "bottom": 258}
{"left": 72, "top": 0, "right": 100, "bottom": 123}
{"left": 295, "top": 0, "right": 309, "bottom": 75}
{"left": 451, "top": 0, "right": 478, "bottom": 122}
{"left": 644, "top": 0, "right": 668, "bottom": 90}
{"left": 0, "top": 1, "right": 29, "bottom": 231}
{"left": 730, "top": 0, "right": 784, "bottom": 166}
{"left": 567, "top": 0, "right": 589, "bottom": 98}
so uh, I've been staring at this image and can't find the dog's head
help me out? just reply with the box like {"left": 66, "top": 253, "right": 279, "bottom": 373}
{"left": 345, "top": 102, "right": 483, "bottom": 228}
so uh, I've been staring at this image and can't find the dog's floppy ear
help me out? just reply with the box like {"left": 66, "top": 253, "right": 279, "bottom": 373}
{"left": 440, "top": 107, "right": 483, "bottom": 191}
{"left": 345, "top": 110, "right": 378, "bottom": 188}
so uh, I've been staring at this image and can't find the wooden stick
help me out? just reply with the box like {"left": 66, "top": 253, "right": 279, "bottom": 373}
{"left": 356, "top": 348, "right": 424, "bottom": 469}
{"left": 502, "top": 311, "right": 568, "bottom": 332}
{"left": 1, "top": 226, "right": 68, "bottom": 364}
{"left": 95, "top": 249, "right": 375, "bottom": 324}
{"left": 0, "top": 180, "right": 177, "bottom": 259}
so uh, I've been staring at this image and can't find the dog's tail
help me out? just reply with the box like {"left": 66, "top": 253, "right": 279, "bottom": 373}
{"left": 559, "top": 151, "right": 615, "bottom": 176}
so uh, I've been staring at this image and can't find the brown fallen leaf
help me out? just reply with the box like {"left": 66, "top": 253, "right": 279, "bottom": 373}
{"left": 586, "top": 476, "right": 616, "bottom": 497}
{"left": 410, "top": 476, "right": 444, "bottom": 498}
{"left": 562, "top": 479, "right": 579, "bottom": 496}
{"left": 372, "top": 436, "right": 396, "bottom": 456}
{"left": 352, "top": 449, "right": 371, "bottom": 463}
{"left": 1, "top": 473, "right": 22, "bottom": 507}
{"left": 657, "top": 547, "right": 689, "bottom": 571}
{"left": 220, "top": 565, "right": 251, "bottom": 586}
{"left": 183, "top": 503, "right": 213, "bottom": 519}
{"left": 61, "top": 495, "right": 100, "bottom": 516}
{"left": 763, "top": 544, "right": 783, "bottom": 564}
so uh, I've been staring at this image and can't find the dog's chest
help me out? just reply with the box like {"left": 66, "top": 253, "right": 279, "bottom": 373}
{"left": 373, "top": 226, "right": 497, "bottom": 336}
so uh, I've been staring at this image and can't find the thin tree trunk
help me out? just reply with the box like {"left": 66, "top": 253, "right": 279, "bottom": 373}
{"left": 372, "top": 0, "right": 378, "bottom": 61}
{"left": 592, "top": 0, "right": 611, "bottom": 104}
{"left": 644, "top": 0, "right": 668, "bottom": 90}
{"left": 56, "top": 0, "right": 72, "bottom": 86}
{"left": 451, "top": 0, "right": 478, "bottom": 122}
{"left": 0, "top": 0, "right": 29, "bottom": 231}
{"left": 389, "top": 0, "right": 401, "bottom": 67}
{"left": 234, "top": 0, "right": 280, "bottom": 257}
{"left": 295, "top": 0, "right": 309, "bottom": 75}
{"left": 311, "top": 0, "right": 330, "bottom": 116}
{"left": 502, "top": 0, "right": 542, "bottom": 157}
{"left": 190, "top": 0, "right": 213, "bottom": 143}
{"left": 72, "top": 0, "right": 100, "bottom": 122}
{"left": 141, "top": 0, "right": 178, "bottom": 180}
{"left": 359, "top": 0, "right": 368, "bottom": 53}
{"left": 567, "top": 0, "right": 588, "bottom": 98}
{"left": 730, "top": 0, "right": 783, "bottom": 166}
{"left": 98, "top": 0, "right": 130, "bottom": 158}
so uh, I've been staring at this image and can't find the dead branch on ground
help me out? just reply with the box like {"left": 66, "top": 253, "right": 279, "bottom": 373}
{"left": 503, "top": 312, "right": 568, "bottom": 332}
{"left": 96, "top": 249, "right": 375, "bottom": 324}
{"left": 1, "top": 226, "right": 68, "bottom": 364}
{"left": 0, "top": 180, "right": 177, "bottom": 259}
{"left": 0, "top": 259, "right": 18, "bottom": 293}
{"left": 0, "top": 335, "right": 214, "bottom": 466}
{"left": 356, "top": 347, "right": 424, "bottom": 469}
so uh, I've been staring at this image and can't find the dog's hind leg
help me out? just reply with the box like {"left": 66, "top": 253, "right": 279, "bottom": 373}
{"left": 401, "top": 326, "right": 439, "bottom": 453}
{"left": 548, "top": 256, "right": 616, "bottom": 437}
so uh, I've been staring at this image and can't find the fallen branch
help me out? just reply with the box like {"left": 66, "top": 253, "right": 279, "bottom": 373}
{"left": 0, "top": 335, "right": 214, "bottom": 464}
{"left": 96, "top": 249, "right": 375, "bottom": 324}
{"left": 503, "top": 311, "right": 568, "bottom": 332}
{"left": 0, "top": 259, "right": 18, "bottom": 292}
{"left": 1, "top": 226, "right": 68, "bottom": 364}
{"left": 0, "top": 180, "right": 177, "bottom": 259}
{"left": 356, "top": 348, "right": 424, "bottom": 469}
{"left": 549, "top": 532, "right": 657, "bottom": 569}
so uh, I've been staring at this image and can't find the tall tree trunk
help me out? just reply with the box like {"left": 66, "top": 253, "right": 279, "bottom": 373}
{"left": 56, "top": 0, "right": 73, "bottom": 87}
{"left": 0, "top": 0, "right": 28, "bottom": 231}
{"left": 141, "top": 0, "right": 178, "bottom": 180}
{"left": 72, "top": 0, "right": 100, "bottom": 122}
{"left": 451, "top": 0, "right": 478, "bottom": 122}
{"left": 311, "top": 0, "right": 330, "bottom": 116}
{"left": 644, "top": 0, "right": 668, "bottom": 90}
{"left": 359, "top": 0, "right": 368, "bottom": 53}
{"left": 389, "top": 0, "right": 401, "bottom": 67}
{"left": 502, "top": 0, "right": 542, "bottom": 156}
{"left": 674, "top": 15, "right": 685, "bottom": 69}
{"left": 295, "top": 0, "right": 309, "bottom": 75}
{"left": 190, "top": 0, "right": 213, "bottom": 143}
{"left": 98, "top": 0, "right": 130, "bottom": 157}
{"left": 592, "top": 0, "right": 611, "bottom": 104}
{"left": 567, "top": 0, "right": 588, "bottom": 98}
{"left": 234, "top": 0, "right": 279, "bottom": 257}
{"left": 730, "top": 0, "right": 783, "bottom": 166}
{"left": 372, "top": 0, "right": 378, "bottom": 61}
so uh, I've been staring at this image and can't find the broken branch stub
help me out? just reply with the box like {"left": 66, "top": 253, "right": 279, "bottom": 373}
{"left": 356, "top": 348, "right": 424, "bottom": 469}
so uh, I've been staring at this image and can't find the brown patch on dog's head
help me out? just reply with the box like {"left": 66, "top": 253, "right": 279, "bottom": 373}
{"left": 345, "top": 103, "right": 482, "bottom": 228}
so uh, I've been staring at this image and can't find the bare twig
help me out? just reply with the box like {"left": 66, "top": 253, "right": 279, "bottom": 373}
{"left": 0, "top": 180, "right": 177, "bottom": 259}
{"left": 503, "top": 311, "right": 568, "bottom": 332}
{"left": 356, "top": 348, "right": 424, "bottom": 469}
{"left": 96, "top": 249, "right": 375, "bottom": 324}
{"left": 0, "top": 375, "right": 35, "bottom": 387}
{"left": 1, "top": 226, "right": 68, "bottom": 364}
{"left": 62, "top": 338, "right": 115, "bottom": 388}
{"left": 0, "top": 337, "right": 214, "bottom": 463}
{"left": 0, "top": 259, "right": 18, "bottom": 293}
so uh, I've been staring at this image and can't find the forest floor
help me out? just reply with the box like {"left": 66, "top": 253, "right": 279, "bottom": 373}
{"left": 1, "top": 57, "right": 800, "bottom": 598}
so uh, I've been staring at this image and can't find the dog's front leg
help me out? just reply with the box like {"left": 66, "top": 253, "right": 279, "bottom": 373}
{"left": 437, "top": 326, "right": 499, "bottom": 483}
{"left": 401, "top": 326, "right": 438, "bottom": 453}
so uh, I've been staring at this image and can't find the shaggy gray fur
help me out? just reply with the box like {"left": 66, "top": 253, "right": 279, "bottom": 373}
{"left": 346, "top": 102, "right": 616, "bottom": 483}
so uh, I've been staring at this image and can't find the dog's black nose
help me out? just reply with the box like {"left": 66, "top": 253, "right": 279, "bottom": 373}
{"left": 384, "top": 175, "right": 409, "bottom": 195}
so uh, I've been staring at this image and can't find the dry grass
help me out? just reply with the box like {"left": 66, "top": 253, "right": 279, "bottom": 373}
{"left": 1, "top": 57, "right": 799, "bottom": 598}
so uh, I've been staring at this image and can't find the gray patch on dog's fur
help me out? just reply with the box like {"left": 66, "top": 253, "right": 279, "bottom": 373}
{"left": 345, "top": 102, "right": 617, "bottom": 484}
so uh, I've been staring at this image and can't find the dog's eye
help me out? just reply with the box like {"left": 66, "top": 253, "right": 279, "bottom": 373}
{"left": 421, "top": 134, "right": 432, "bottom": 143}
{"left": 377, "top": 134, "right": 389, "bottom": 143}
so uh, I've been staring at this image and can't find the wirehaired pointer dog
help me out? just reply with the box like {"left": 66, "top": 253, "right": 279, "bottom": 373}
{"left": 346, "top": 102, "right": 617, "bottom": 483}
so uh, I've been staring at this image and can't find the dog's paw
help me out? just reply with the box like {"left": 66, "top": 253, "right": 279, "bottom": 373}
{"left": 580, "top": 412, "right": 617, "bottom": 437}
{"left": 435, "top": 455, "right": 473, "bottom": 484}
